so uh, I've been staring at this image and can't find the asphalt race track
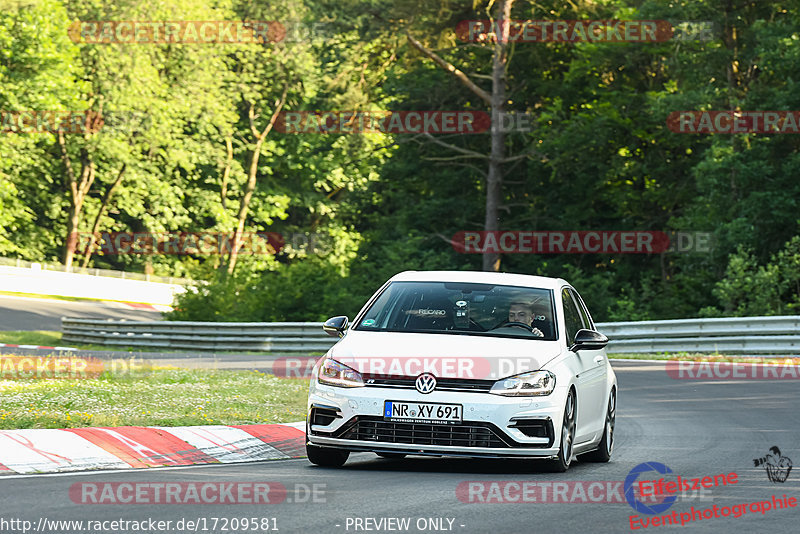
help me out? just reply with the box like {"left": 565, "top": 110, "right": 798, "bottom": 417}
{"left": 0, "top": 295, "right": 163, "bottom": 331}
{"left": 1, "top": 360, "right": 798, "bottom": 534}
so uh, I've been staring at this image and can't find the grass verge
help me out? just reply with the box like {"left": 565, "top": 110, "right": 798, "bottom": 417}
{"left": 0, "top": 290, "right": 103, "bottom": 303}
{"left": 0, "top": 290, "right": 172, "bottom": 309}
{"left": 0, "top": 365, "right": 308, "bottom": 429}
{"left": 0, "top": 331, "right": 212, "bottom": 353}
{"left": 0, "top": 330, "right": 63, "bottom": 347}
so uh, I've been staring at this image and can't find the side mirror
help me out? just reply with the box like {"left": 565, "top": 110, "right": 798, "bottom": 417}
{"left": 569, "top": 328, "right": 609, "bottom": 352}
{"left": 323, "top": 316, "right": 349, "bottom": 338}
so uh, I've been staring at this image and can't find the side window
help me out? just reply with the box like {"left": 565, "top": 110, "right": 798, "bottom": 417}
{"left": 561, "top": 288, "right": 584, "bottom": 343}
{"left": 569, "top": 288, "right": 593, "bottom": 330}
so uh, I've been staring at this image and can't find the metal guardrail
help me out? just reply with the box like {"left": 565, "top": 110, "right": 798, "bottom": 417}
{"left": 598, "top": 316, "right": 800, "bottom": 354}
{"left": 0, "top": 256, "right": 189, "bottom": 285}
{"left": 61, "top": 318, "right": 335, "bottom": 352}
{"left": 61, "top": 316, "right": 800, "bottom": 354}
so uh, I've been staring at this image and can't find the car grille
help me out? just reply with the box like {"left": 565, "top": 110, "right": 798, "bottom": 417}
{"left": 331, "top": 416, "right": 513, "bottom": 448}
{"left": 363, "top": 375, "right": 495, "bottom": 392}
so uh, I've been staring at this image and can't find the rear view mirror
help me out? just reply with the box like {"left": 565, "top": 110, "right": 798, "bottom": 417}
{"left": 323, "top": 316, "right": 349, "bottom": 338}
{"left": 569, "top": 329, "right": 609, "bottom": 352}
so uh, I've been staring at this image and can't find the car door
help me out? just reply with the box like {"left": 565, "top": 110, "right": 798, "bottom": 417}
{"left": 561, "top": 287, "right": 607, "bottom": 443}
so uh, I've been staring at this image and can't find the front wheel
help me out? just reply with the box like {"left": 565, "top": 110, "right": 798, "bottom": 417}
{"left": 306, "top": 440, "right": 349, "bottom": 467}
{"left": 581, "top": 388, "right": 615, "bottom": 463}
{"left": 547, "top": 389, "right": 576, "bottom": 472}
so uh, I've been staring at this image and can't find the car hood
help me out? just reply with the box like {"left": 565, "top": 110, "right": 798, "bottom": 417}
{"left": 328, "top": 330, "right": 563, "bottom": 380}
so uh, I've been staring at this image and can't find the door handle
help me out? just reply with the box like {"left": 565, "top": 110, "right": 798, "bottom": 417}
{"left": 594, "top": 355, "right": 604, "bottom": 364}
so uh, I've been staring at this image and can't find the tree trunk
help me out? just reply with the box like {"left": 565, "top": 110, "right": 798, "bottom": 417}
{"left": 58, "top": 130, "right": 95, "bottom": 269}
{"left": 221, "top": 134, "right": 233, "bottom": 209}
{"left": 226, "top": 86, "right": 288, "bottom": 275}
{"left": 80, "top": 163, "right": 126, "bottom": 268}
{"left": 64, "top": 200, "right": 83, "bottom": 270}
{"left": 228, "top": 135, "right": 264, "bottom": 275}
{"left": 483, "top": 0, "right": 512, "bottom": 272}
{"left": 406, "top": 0, "right": 514, "bottom": 272}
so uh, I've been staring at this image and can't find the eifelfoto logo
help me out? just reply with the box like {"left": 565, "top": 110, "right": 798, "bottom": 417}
{"left": 415, "top": 373, "right": 437, "bottom": 394}
{"left": 754, "top": 447, "right": 792, "bottom": 483}
{"left": 625, "top": 462, "right": 678, "bottom": 515}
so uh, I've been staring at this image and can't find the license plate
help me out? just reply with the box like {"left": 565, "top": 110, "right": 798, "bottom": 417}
{"left": 383, "top": 401, "right": 462, "bottom": 424}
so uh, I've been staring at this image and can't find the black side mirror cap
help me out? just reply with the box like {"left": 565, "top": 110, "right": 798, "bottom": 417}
{"left": 323, "top": 316, "right": 349, "bottom": 338}
{"left": 570, "top": 328, "right": 609, "bottom": 352}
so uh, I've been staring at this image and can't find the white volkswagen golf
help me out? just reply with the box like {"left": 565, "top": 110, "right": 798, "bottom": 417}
{"left": 305, "top": 270, "right": 617, "bottom": 471}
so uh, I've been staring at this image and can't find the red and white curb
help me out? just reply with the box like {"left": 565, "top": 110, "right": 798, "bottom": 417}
{"left": 0, "top": 422, "right": 306, "bottom": 475}
{"left": 0, "top": 343, "right": 77, "bottom": 351}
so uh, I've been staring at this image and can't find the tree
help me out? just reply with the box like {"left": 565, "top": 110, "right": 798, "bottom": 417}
{"left": 0, "top": 0, "right": 89, "bottom": 263}
{"left": 227, "top": 86, "right": 289, "bottom": 274}
{"left": 405, "top": 0, "right": 513, "bottom": 271}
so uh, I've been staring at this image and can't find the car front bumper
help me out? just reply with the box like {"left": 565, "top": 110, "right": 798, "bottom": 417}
{"left": 306, "top": 380, "right": 568, "bottom": 458}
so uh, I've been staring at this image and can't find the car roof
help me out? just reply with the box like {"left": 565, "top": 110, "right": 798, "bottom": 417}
{"left": 388, "top": 270, "right": 568, "bottom": 291}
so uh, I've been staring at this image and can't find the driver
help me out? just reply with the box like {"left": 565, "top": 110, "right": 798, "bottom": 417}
{"left": 508, "top": 301, "right": 545, "bottom": 337}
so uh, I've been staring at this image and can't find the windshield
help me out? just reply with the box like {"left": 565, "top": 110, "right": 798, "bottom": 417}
{"left": 354, "top": 281, "right": 556, "bottom": 340}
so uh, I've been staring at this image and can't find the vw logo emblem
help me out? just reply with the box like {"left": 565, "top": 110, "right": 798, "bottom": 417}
{"left": 415, "top": 373, "right": 437, "bottom": 394}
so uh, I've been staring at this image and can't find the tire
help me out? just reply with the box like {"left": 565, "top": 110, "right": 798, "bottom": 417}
{"left": 582, "top": 388, "right": 616, "bottom": 463}
{"left": 306, "top": 441, "right": 349, "bottom": 467}
{"left": 376, "top": 452, "right": 407, "bottom": 459}
{"left": 548, "top": 389, "right": 576, "bottom": 473}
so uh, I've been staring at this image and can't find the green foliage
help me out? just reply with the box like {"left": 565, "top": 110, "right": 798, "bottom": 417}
{"left": 709, "top": 238, "right": 800, "bottom": 316}
{"left": 2, "top": 0, "right": 800, "bottom": 321}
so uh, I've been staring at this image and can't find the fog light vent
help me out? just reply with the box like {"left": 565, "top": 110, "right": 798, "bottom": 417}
{"left": 310, "top": 405, "right": 342, "bottom": 426}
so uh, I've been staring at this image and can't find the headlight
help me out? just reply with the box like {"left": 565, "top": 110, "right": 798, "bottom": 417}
{"left": 489, "top": 370, "right": 556, "bottom": 396}
{"left": 317, "top": 357, "right": 364, "bottom": 388}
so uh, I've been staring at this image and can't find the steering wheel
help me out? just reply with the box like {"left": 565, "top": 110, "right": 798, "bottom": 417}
{"left": 489, "top": 321, "right": 534, "bottom": 332}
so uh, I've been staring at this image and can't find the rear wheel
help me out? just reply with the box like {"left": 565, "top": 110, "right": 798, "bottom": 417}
{"left": 548, "top": 389, "right": 575, "bottom": 472}
{"left": 375, "top": 452, "right": 407, "bottom": 459}
{"left": 582, "top": 389, "right": 615, "bottom": 463}
{"left": 306, "top": 432, "right": 349, "bottom": 467}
